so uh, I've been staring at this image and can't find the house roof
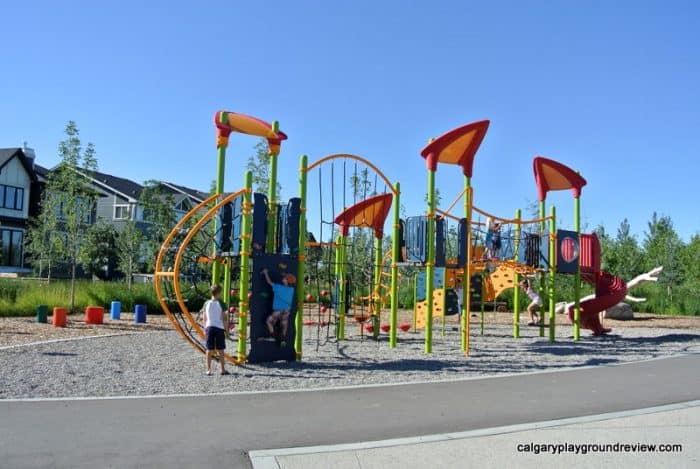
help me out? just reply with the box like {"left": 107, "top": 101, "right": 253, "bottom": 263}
{"left": 82, "top": 169, "right": 144, "bottom": 201}
{"left": 0, "top": 148, "right": 38, "bottom": 181}
{"left": 34, "top": 163, "right": 50, "bottom": 180}
{"left": 159, "top": 181, "right": 209, "bottom": 203}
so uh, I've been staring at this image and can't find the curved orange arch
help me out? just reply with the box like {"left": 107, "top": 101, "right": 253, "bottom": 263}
{"left": 305, "top": 153, "right": 399, "bottom": 196}
{"left": 173, "top": 190, "right": 248, "bottom": 339}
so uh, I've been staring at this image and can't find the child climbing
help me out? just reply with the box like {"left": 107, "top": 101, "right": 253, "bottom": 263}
{"left": 203, "top": 284, "right": 230, "bottom": 375}
{"left": 519, "top": 278, "right": 542, "bottom": 326}
{"left": 484, "top": 217, "right": 502, "bottom": 260}
{"left": 261, "top": 268, "right": 296, "bottom": 347}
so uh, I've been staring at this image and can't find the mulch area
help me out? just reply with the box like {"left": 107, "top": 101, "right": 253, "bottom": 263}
{"left": 1, "top": 308, "right": 697, "bottom": 348}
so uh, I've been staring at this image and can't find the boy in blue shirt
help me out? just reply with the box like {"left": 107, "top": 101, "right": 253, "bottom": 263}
{"left": 261, "top": 268, "right": 296, "bottom": 347}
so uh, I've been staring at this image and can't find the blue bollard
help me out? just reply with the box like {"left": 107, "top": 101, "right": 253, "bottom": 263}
{"left": 110, "top": 301, "right": 121, "bottom": 320}
{"left": 134, "top": 304, "right": 147, "bottom": 324}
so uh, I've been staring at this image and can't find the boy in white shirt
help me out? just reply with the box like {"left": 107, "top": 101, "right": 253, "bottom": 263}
{"left": 203, "top": 284, "right": 230, "bottom": 375}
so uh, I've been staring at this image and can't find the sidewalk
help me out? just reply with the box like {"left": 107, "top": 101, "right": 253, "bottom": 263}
{"left": 250, "top": 401, "right": 699, "bottom": 469}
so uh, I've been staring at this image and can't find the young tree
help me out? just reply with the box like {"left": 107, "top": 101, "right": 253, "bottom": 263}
{"left": 612, "top": 219, "right": 643, "bottom": 279}
{"left": 25, "top": 189, "right": 62, "bottom": 281}
{"left": 140, "top": 180, "right": 176, "bottom": 272}
{"left": 246, "top": 139, "right": 282, "bottom": 196}
{"left": 424, "top": 188, "right": 442, "bottom": 207}
{"left": 50, "top": 121, "right": 99, "bottom": 312}
{"left": 643, "top": 213, "right": 683, "bottom": 301}
{"left": 116, "top": 219, "right": 145, "bottom": 290}
{"left": 79, "top": 221, "right": 118, "bottom": 279}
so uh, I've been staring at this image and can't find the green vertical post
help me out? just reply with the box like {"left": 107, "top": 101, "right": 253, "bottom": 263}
{"left": 412, "top": 274, "right": 418, "bottom": 333}
{"left": 389, "top": 182, "right": 401, "bottom": 348}
{"left": 549, "top": 205, "right": 557, "bottom": 342}
{"left": 539, "top": 200, "right": 546, "bottom": 337}
{"left": 461, "top": 176, "right": 472, "bottom": 352}
{"left": 334, "top": 236, "right": 342, "bottom": 337}
{"left": 372, "top": 236, "right": 382, "bottom": 340}
{"left": 337, "top": 235, "right": 347, "bottom": 340}
{"left": 441, "top": 269, "right": 446, "bottom": 337}
{"left": 223, "top": 262, "right": 232, "bottom": 306}
{"left": 513, "top": 208, "right": 521, "bottom": 338}
{"left": 480, "top": 278, "right": 485, "bottom": 335}
{"left": 295, "top": 155, "right": 308, "bottom": 359}
{"left": 237, "top": 171, "right": 253, "bottom": 362}
{"left": 266, "top": 121, "right": 280, "bottom": 253}
{"left": 573, "top": 196, "right": 581, "bottom": 341}
{"left": 425, "top": 168, "right": 437, "bottom": 353}
{"left": 212, "top": 121, "right": 228, "bottom": 285}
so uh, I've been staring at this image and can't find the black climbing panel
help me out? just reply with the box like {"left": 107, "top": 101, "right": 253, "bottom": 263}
{"left": 398, "top": 219, "right": 407, "bottom": 262}
{"left": 215, "top": 197, "right": 242, "bottom": 255}
{"left": 252, "top": 193, "right": 268, "bottom": 256}
{"left": 248, "top": 254, "right": 298, "bottom": 363}
{"left": 285, "top": 198, "right": 301, "bottom": 255}
{"left": 470, "top": 274, "right": 483, "bottom": 305}
{"left": 444, "top": 288, "right": 460, "bottom": 316}
{"left": 456, "top": 218, "right": 468, "bottom": 267}
{"left": 436, "top": 217, "right": 446, "bottom": 268}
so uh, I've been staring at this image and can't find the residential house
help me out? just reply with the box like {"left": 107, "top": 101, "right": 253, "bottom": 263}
{"left": 157, "top": 181, "right": 209, "bottom": 220}
{"left": 0, "top": 147, "right": 39, "bottom": 273}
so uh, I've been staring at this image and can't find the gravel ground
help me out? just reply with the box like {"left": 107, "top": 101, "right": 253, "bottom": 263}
{"left": 1, "top": 323, "right": 699, "bottom": 399}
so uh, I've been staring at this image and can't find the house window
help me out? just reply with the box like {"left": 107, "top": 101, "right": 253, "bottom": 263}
{"left": 0, "top": 185, "right": 24, "bottom": 211}
{"left": 0, "top": 229, "right": 23, "bottom": 267}
{"left": 55, "top": 196, "right": 93, "bottom": 224}
{"left": 114, "top": 205, "right": 130, "bottom": 220}
{"left": 174, "top": 199, "right": 192, "bottom": 221}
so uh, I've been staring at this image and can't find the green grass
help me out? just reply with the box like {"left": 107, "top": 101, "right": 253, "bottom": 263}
{"left": 0, "top": 279, "right": 162, "bottom": 317}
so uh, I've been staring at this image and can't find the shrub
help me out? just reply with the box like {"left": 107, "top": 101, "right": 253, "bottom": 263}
{"left": 0, "top": 279, "right": 162, "bottom": 317}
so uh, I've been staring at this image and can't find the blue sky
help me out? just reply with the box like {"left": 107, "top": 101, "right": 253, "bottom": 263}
{"left": 2, "top": 1, "right": 698, "bottom": 240}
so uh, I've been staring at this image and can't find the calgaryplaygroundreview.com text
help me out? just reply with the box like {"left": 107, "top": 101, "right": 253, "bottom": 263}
{"left": 516, "top": 442, "right": 683, "bottom": 455}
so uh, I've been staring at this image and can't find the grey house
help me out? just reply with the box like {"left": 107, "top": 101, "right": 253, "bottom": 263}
{"left": 0, "top": 147, "right": 39, "bottom": 273}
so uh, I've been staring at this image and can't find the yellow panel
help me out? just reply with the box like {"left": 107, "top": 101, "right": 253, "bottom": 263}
{"left": 415, "top": 289, "right": 446, "bottom": 328}
{"left": 437, "top": 130, "right": 477, "bottom": 165}
{"left": 488, "top": 265, "right": 517, "bottom": 299}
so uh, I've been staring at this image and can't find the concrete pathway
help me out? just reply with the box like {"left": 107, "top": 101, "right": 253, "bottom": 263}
{"left": 0, "top": 354, "right": 698, "bottom": 469}
{"left": 253, "top": 401, "right": 699, "bottom": 469}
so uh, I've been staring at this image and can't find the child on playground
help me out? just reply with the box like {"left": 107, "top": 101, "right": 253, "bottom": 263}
{"left": 261, "top": 268, "right": 296, "bottom": 347}
{"left": 484, "top": 217, "right": 502, "bottom": 260}
{"left": 203, "top": 284, "right": 230, "bottom": 376}
{"left": 519, "top": 278, "right": 542, "bottom": 326}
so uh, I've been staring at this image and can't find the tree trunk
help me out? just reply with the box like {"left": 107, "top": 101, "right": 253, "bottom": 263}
{"left": 127, "top": 260, "right": 133, "bottom": 291}
{"left": 70, "top": 258, "right": 77, "bottom": 313}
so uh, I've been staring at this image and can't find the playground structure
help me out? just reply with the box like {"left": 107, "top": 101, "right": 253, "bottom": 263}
{"left": 154, "top": 111, "right": 628, "bottom": 364}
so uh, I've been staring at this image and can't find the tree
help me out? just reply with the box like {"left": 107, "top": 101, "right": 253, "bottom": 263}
{"left": 643, "top": 213, "right": 683, "bottom": 302}
{"left": 424, "top": 188, "right": 442, "bottom": 207}
{"left": 49, "top": 121, "right": 99, "bottom": 312}
{"left": 246, "top": 139, "right": 282, "bottom": 196}
{"left": 117, "top": 219, "right": 145, "bottom": 290}
{"left": 24, "top": 189, "right": 62, "bottom": 281}
{"left": 140, "top": 180, "right": 176, "bottom": 272}
{"left": 79, "top": 221, "right": 118, "bottom": 279}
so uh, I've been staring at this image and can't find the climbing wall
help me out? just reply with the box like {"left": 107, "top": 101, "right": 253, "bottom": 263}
{"left": 415, "top": 288, "right": 460, "bottom": 328}
{"left": 485, "top": 265, "right": 517, "bottom": 301}
{"left": 247, "top": 256, "right": 299, "bottom": 363}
